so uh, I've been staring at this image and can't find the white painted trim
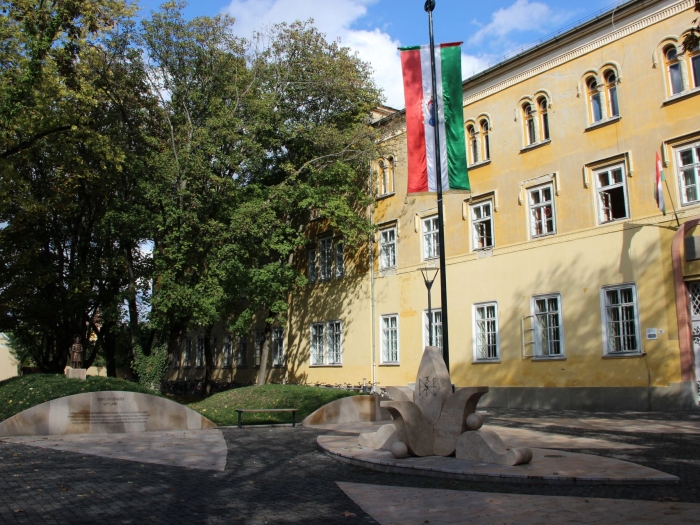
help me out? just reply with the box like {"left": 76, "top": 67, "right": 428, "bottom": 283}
{"left": 379, "top": 313, "right": 400, "bottom": 364}
{"left": 472, "top": 301, "right": 500, "bottom": 362}
{"left": 529, "top": 293, "right": 566, "bottom": 358}
{"left": 599, "top": 283, "right": 642, "bottom": 356}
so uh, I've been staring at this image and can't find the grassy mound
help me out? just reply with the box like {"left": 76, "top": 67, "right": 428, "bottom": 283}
{"left": 0, "top": 374, "right": 159, "bottom": 422}
{"left": 186, "top": 384, "right": 359, "bottom": 426}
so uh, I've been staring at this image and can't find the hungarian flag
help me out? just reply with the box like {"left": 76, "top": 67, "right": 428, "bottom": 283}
{"left": 655, "top": 152, "right": 666, "bottom": 216}
{"left": 400, "top": 42, "right": 470, "bottom": 193}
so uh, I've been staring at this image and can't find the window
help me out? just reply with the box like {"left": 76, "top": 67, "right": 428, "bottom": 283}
{"left": 310, "top": 323, "right": 325, "bottom": 365}
{"left": 308, "top": 248, "right": 317, "bottom": 284}
{"left": 424, "top": 309, "right": 443, "bottom": 350}
{"left": 310, "top": 321, "right": 342, "bottom": 366}
{"left": 665, "top": 46, "right": 683, "bottom": 96}
{"left": 471, "top": 201, "right": 493, "bottom": 250}
{"left": 677, "top": 142, "right": 700, "bottom": 205}
{"left": 473, "top": 303, "right": 499, "bottom": 361}
{"left": 528, "top": 184, "right": 556, "bottom": 237}
{"left": 605, "top": 71, "right": 619, "bottom": 117}
{"left": 211, "top": 336, "right": 218, "bottom": 368}
{"left": 319, "top": 237, "right": 333, "bottom": 280}
{"left": 272, "top": 328, "right": 284, "bottom": 367}
{"left": 595, "top": 164, "right": 629, "bottom": 223}
{"left": 235, "top": 335, "right": 247, "bottom": 368}
{"left": 335, "top": 241, "right": 344, "bottom": 278}
{"left": 254, "top": 331, "right": 263, "bottom": 368}
{"left": 380, "top": 227, "right": 396, "bottom": 269}
{"left": 196, "top": 337, "right": 205, "bottom": 367}
{"left": 467, "top": 124, "right": 478, "bottom": 165}
{"left": 601, "top": 284, "right": 640, "bottom": 354}
{"left": 538, "top": 97, "right": 549, "bottom": 140}
{"left": 222, "top": 335, "right": 233, "bottom": 368}
{"left": 183, "top": 338, "right": 192, "bottom": 367}
{"left": 587, "top": 77, "right": 603, "bottom": 122}
{"left": 381, "top": 315, "right": 399, "bottom": 364}
{"left": 480, "top": 119, "right": 490, "bottom": 160}
{"left": 523, "top": 103, "right": 536, "bottom": 145}
{"left": 378, "top": 157, "right": 394, "bottom": 196}
{"left": 532, "top": 294, "right": 563, "bottom": 357}
{"left": 326, "top": 321, "right": 342, "bottom": 365}
{"left": 691, "top": 45, "right": 700, "bottom": 89}
{"left": 422, "top": 216, "right": 439, "bottom": 260}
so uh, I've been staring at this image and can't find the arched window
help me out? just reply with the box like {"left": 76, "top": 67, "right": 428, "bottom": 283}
{"left": 480, "top": 120, "right": 490, "bottom": 161}
{"left": 605, "top": 70, "right": 619, "bottom": 117}
{"left": 665, "top": 46, "right": 683, "bottom": 95}
{"left": 467, "top": 124, "right": 478, "bottom": 165}
{"left": 523, "top": 103, "right": 536, "bottom": 145}
{"left": 377, "top": 157, "right": 394, "bottom": 196}
{"left": 537, "top": 97, "right": 549, "bottom": 140}
{"left": 689, "top": 43, "right": 700, "bottom": 89}
{"left": 587, "top": 77, "right": 602, "bottom": 123}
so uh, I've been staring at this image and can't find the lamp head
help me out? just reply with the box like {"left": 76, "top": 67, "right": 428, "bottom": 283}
{"left": 424, "top": 0, "right": 436, "bottom": 12}
{"left": 419, "top": 266, "right": 439, "bottom": 286}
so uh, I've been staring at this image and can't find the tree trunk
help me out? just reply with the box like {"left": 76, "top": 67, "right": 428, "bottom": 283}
{"left": 203, "top": 325, "right": 213, "bottom": 396}
{"left": 256, "top": 321, "right": 272, "bottom": 386}
{"left": 104, "top": 325, "right": 117, "bottom": 377}
{"left": 125, "top": 245, "right": 140, "bottom": 356}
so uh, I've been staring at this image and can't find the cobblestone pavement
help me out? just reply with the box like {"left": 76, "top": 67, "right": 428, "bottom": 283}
{"left": 0, "top": 409, "right": 699, "bottom": 524}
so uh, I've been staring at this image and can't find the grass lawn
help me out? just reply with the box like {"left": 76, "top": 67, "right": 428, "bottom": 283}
{"left": 185, "top": 384, "right": 359, "bottom": 426}
{"left": 0, "top": 374, "right": 159, "bottom": 422}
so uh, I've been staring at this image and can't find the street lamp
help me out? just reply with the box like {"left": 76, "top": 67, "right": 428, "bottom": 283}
{"left": 420, "top": 267, "right": 440, "bottom": 346}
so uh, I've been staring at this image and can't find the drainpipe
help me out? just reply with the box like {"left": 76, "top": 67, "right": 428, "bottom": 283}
{"left": 369, "top": 172, "right": 377, "bottom": 390}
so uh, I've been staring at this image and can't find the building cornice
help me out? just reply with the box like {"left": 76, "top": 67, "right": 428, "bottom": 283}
{"left": 463, "top": 0, "right": 693, "bottom": 106}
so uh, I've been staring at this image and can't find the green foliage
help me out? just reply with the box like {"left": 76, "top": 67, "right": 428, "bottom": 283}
{"left": 682, "top": 0, "right": 700, "bottom": 52}
{"left": 131, "top": 344, "right": 169, "bottom": 391}
{"left": 0, "top": 374, "right": 160, "bottom": 422}
{"left": 185, "top": 384, "right": 359, "bottom": 426}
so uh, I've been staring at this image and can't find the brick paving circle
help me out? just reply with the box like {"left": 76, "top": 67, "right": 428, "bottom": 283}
{"left": 0, "top": 409, "right": 699, "bottom": 524}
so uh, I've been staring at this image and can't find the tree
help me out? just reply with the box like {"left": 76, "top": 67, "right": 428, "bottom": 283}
{"left": 0, "top": 2, "right": 158, "bottom": 373}
{"left": 682, "top": 0, "right": 700, "bottom": 52}
{"left": 140, "top": 4, "right": 381, "bottom": 387}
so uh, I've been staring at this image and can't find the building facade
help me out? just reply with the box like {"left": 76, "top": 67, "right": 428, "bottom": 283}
{"left": 169, "top": 0, "right": 700, "bottom": 410}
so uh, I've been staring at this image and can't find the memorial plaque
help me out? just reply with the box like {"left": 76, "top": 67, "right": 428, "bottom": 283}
{"left": 0, "top": 391, "right": 216, "bottom": 437}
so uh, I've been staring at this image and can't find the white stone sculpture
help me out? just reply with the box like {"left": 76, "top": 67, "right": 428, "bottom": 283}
{"left": 359, "top": 346, "right": 532, "bottom": 466}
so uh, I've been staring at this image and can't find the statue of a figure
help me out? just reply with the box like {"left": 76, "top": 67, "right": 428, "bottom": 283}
{"left": 70, "top": 335, "right": 83, "bottom": 369}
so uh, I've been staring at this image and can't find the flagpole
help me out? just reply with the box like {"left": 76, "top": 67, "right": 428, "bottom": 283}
{"left": 664, "top": 179, "right": 681, "bottom": 227}
{"left": 425, "top": 0, "right": 450, "bottom": 371}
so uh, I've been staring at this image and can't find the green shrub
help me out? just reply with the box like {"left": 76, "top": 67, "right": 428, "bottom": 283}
{"left": 131, "top": 344, "right": 170, "bottom": 391}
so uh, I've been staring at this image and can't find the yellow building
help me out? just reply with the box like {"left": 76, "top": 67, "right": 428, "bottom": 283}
{"left": 169, "top": 0, "right": 700, "bottom": 410}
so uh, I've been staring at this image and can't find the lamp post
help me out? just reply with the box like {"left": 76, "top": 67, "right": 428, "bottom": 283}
{"left": 420, "top": 267, "right": 440, "bottom": 346}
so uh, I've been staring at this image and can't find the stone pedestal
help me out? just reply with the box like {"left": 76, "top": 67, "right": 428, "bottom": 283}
{"left": 65, "top": 368, "right": 87, "bottom": 381}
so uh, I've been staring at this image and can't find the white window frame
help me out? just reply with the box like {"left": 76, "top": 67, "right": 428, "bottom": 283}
{"left": 472, "top": 302, "right": 500, "bottom": 362}
{"left": 379, "top": 227, "right": 397, "bottom": 269}
{"left": 594, "top": 163, "right": 629, "bottom": 224}
{"left": 380, "top": 314, "right": 399, "bottom": 364}
{"left": 183, "top": 338, "right": 192, "bottom": 367}
{"left": 471, "top": 200, "right": 494, "bottom": 251}
{"left": 195, "top": 337, "right": 205, "bottom": 368}
{"left": 423, "top": 309, "right": 443, "bottom": 351}
{"left": 530, "top": 294, "right": 565, "bottom": 358}
{"left": 310, "top": 323, "right": 325, "bottom": 366}
{"left": 528, "top": 184, "right": 556, "bottom": 238}
{"left": 422, "top": 216, "right": 439, "bottom": 260}
{"left": 254, "top": 331, "right": 264, "bottom": 368}
{"left": 676, "top": 141, "right": 700, "bottom": 206}
{"left": 221, "top": 335, "right": 232, "bottom": 368}
{"left": 600, "top": 283, "right": 641, "bottom": 356}
{"left": 272, "top": 328, "right": 284, "bottom": 367}
{"left": 326, "top": 320, "right": 342, "bottom": 365}
{"left": 378, "top": 157, "right": 395, "bottom": 197}
{"left": 335, "top": 240, "right": 344, "bottom": 278}
{"left": 307, "top": 248, "right": 317, "bottom": 284}
{"left": 319, "top": 237, "right": 333, "bottom": 281}
{"left": 235, "top": 335, "right": 247, "bottom": 368}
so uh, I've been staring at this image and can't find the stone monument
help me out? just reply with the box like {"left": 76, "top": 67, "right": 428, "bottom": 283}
{"left": 359, "top": 346, "right": 532, "bottom": 466}
{"left": 65, "top": 335, "right": 86, "bottom": 381}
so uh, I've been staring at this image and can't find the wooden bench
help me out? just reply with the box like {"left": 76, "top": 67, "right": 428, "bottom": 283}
{"left": 235, "top": 408, "right": 299, "bottom": 429}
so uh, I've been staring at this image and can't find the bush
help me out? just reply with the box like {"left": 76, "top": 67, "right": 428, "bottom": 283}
{"left": 131, "top": 344, "right": 170, "bottom": 391}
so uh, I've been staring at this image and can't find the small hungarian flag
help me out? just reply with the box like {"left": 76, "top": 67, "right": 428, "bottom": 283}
{"left": 400, "top": 42, "right": 470, "bottom": 193}
{"left": 655, "top": 152, "right": 666, "bottom": 216}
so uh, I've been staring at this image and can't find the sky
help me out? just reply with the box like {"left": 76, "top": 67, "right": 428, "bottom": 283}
{"left": 134, "top": 0, "right": 624, "bottom": 108}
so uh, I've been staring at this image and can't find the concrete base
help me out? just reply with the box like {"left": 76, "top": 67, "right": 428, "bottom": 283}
{"left": 477, "top": 381, "right": 700, "bottom": 411}
{"left": 318, "top": 434, "right": 678, "bottom": 485}
{"left": 65, "top": 368, "right": 86, "bottom": 381}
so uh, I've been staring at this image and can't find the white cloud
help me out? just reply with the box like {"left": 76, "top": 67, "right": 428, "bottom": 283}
{"left": 461, "top": 53, "right": 489, "bottom": 79}
{"left": 223, "top": 0, "right": 405, "bottom": 108}
{"left": 469, "top": 0, "right": 571, "bottom": 45}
